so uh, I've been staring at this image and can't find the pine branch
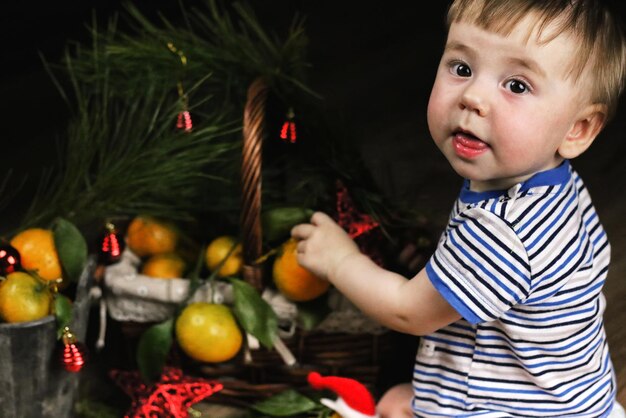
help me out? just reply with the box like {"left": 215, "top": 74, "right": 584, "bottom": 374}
{"left": 12, "top": 0, "right": 314, "bottom": 235}
{"left": 59, "top": 0, "right": 314, "bottom": 106}
{"left": 8, "top": 0, "right": 425, "bottom": 244}
{"left": 17, "top": 80, "right": 242, "bottom": 232}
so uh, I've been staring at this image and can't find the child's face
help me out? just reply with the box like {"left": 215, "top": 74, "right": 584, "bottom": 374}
{"left": 427, "top": 16, "right": 592, "bottom": 191}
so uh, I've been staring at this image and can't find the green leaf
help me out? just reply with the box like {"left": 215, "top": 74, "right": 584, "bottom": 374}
{"left": 54, "top": 294, "right": 73, "bottom": 339}
{"left": 251, "top": 389, "right": 318, "bottom": 416}
{"left": 229, "top": 278, "right": 278, "bottom": 349}
{"left": 137, "top": 319, "right": 173, "bottom": 382}
{"left": 52, "top": 218, "right": 88, "bottom": 284}
{"left": 261, "top": 207, "right": 314, "bottom": 244}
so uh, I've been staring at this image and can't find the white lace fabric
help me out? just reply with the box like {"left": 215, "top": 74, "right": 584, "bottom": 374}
{"left": 103, "top": 248, "right": 387, "bottom": 336}
{"left": 103, "top": 249, "right": 232, "bottom": 322}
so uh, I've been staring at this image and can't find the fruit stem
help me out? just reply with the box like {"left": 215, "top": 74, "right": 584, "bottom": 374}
{"left": 45, "top": 277, "right": 63, "bottom": 294}
{"left": 253, "top": 247, "right": 279, "bottom": 265}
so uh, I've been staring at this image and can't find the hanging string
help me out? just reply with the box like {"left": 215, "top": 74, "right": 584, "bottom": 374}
{"left": 167, "top": 42, "right": 187, "bottom": 66}
{"left": 167, "top": 42, "right": 193, "bottom": 133}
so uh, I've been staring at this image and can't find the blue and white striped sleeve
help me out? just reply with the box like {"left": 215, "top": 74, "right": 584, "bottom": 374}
{"left": 426, "top": 207, "right": 531, "bottom": 324}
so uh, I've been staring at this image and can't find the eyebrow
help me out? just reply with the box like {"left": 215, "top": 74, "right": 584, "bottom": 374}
{"left": 506, "top": 57, "right": 547, "bottom": 78}
{"left": 444, "top": 41, "right": 547, "bottom": 79}
{"left": 444, "top": 41, "right": 473, "bottom": 56}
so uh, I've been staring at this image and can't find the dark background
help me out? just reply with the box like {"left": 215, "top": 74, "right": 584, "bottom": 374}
{"left": 0, "top": 0, "right": 456, "bottom": 231}
{"left": 3, "top": 0, "right": 626, "bottom": 230}
{"left": 4, "top": 0, "right": 626, "bottom": 227}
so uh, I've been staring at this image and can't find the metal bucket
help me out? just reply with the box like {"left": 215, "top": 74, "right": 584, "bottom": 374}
{"left": 0, "top": 258, "right": 94, "bottom": 418}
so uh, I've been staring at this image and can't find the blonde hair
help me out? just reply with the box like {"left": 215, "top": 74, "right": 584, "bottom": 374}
{"left": 447, "top": 0, "right": 626, "bottom": 121}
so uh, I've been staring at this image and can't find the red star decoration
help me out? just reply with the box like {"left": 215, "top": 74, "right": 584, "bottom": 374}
{"left": 334, "top": 180, "right": 379, "bottom": 239}
{"left": 334, "top": 180, "right": 385, "bottom": 267}
{"left": 109, "top": 367, "right": 223, "bottom": 418}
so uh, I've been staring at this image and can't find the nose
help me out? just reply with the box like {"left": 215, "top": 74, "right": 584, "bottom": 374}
{"left": 459, "top": 82, "right": 489, "bottom": 116}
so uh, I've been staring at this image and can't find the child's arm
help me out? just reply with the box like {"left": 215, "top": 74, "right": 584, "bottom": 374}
{"left": 291, "top": 211, "right": 461, "bottom": 336}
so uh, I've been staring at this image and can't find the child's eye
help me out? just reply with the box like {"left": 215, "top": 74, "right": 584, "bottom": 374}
{"left": 505, "top": 79, "right": 530, "bottom": 94}
{"left": 452, "top": 63, "right": 472, "bottom": 77}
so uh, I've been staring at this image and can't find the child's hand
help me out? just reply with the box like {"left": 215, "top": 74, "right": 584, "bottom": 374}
{"left": 290, "top": 211, "right": 361, "bottom": 282}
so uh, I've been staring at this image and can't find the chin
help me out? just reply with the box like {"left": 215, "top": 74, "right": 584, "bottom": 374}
{"left": 446, "top": 157, "right": 482, "bottom": 181}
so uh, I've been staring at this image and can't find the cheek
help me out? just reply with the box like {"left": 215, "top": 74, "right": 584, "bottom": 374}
{"left": 492, "top": 119, "right": 536, "bottom": 157}
{"left": 491, "top": 117, "right": 555, "bottom": 165}
{"left": 494, "top": 109, "right": 569, "bottom": 155}
{"left": 427, "top": 83, "right": 448, "bottom": 137}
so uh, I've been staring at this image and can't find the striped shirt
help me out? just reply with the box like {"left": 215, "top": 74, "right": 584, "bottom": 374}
{"left": 416, "top": 161, "right": 616, "bottom": 417}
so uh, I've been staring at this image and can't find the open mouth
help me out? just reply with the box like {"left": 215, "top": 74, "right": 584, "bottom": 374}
{"left": 452, "top": 130, "right": 489, "bottom": 158}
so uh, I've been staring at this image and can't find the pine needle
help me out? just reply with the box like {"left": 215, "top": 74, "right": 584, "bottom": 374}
{"left": 9, "top": 0, "right": 425, "bottom": 243}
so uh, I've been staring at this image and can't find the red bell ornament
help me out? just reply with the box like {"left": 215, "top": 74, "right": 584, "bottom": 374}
{"left": 98, "top": 222, "right": 125, "bottom": 265}
{"left": 60, "top": 326, "right": 88, "bottom": 373}
{"left": 279, "top": 107, "right": 297, "bottom": 143}
{"left": 0, "top": 244, "right": 21, "bottom": 275}
{"left": 176, "top": 109, "right": 193, "bottom": 132}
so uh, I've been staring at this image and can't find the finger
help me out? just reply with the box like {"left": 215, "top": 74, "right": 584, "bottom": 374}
{"left": 310, "top": 211, "right": 332, "bottom": 225}
{"left": 291, "top": 223, "right": 315, "bottom": 239}
{"left": 296, "top": 239, "right": 306, "bottom": 254}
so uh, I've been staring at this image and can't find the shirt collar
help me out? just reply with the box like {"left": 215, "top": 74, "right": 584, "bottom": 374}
{"left": 459, "top": 160, "right": 571, "bottom": 204}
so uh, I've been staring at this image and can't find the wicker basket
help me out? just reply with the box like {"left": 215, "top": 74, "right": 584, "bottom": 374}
{"left": 103, "top": 77, "right": 423, "bottom": 405}
{"left": 195, "top": 330, "right": 396, "bottom": 407}
{"left": 186, "top": 77, "right": 398, "bottom": 405}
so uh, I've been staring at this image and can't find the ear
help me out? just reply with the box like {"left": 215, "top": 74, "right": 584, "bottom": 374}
{"left": 558, "top": 104, "right": 607, "bottom": 159}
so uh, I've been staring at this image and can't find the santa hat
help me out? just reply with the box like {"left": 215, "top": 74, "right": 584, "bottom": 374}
{"left": 307, "top": 372, "right": 379, "bottom": 418}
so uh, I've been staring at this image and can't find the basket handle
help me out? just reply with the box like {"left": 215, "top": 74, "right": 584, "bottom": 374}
{"left": 240, "top": 77, "right": 268, "bottom": 292}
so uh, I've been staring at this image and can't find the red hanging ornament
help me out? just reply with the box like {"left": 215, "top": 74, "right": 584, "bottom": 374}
{"left": 168, "top": 44, "right": 193, "bottom": 134}
{"left": 0, "top": 243, "right": 21, "bottom": 275}
{"left": 60, "top": 326, "right": 88, "bottom": 373}
{"left": 176, "top": 109, "right": 193, "bottom": 132}
{"left": 98, "top": 222, "right": 125, "bottom": 265}
{"left": 279, "top": 107, "right": 297, "bottom": 143}
{"left": 110, "top": 367, "right": 223, "bottom": 418}
{"left": 175, "top": 80, "right": 193, "bottom": 133}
